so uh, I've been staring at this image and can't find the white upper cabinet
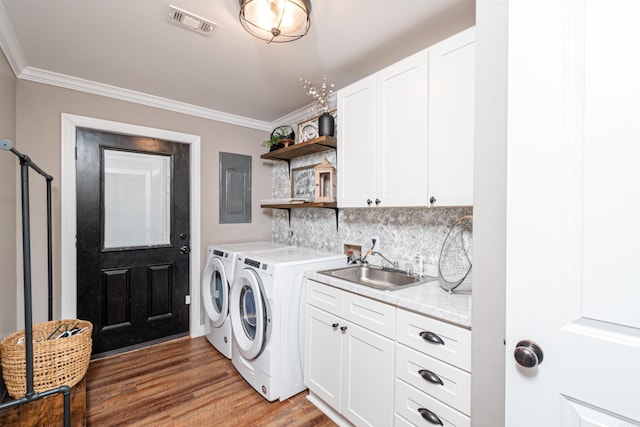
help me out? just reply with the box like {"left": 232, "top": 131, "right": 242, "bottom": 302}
{"left": 337, "top": 51, "right": 429, "bottom": 208}
{"left": 336, "top": 75, "right": 377, "bottom": 208}
{"left": 427, "top": 27, "right": 476, "bottom": 207}
{"left": 377, "top": 52, "right": 430, "bottom": 207}
{"left": 337, "top": 27, "right": 475, "bottom": 208}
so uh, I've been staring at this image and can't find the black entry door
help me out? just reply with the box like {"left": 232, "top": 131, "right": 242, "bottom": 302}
{"left": 76, "top": 128, "right": 190, "bottom": 355}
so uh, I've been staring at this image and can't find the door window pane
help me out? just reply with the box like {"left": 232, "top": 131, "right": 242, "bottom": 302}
{"left": 103, "top": 150, "right": 171, "bottom": 249}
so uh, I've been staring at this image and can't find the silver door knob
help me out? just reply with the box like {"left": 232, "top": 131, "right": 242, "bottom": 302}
{"left": 514, "top": 340, "right": 543, "bottom": 368}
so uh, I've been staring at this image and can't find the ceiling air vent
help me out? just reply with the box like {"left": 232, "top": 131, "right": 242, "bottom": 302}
{"left": 167, "top": 5, "right": 217, "bottom": 37}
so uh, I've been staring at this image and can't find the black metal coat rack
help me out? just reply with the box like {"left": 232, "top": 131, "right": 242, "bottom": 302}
{"left": 0, "top": 139, "right": 71, "bottom": 426}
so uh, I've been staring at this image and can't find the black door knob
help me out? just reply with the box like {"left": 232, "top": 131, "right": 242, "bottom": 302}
{"left": 429, "top": 196, "right": 437, "bottom": 204}
{"left": 514, "top": 340, "right": 543, "bottom": 368}
{"left": 375, "top": 198, "right": 381, "bottom": 205}
{"left": 367, "top": 199, "right": 373, "bottom": 206}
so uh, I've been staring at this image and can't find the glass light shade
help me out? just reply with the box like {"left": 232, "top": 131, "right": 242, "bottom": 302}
{"left": 239, "top": 0, "right": 311, "bottom": 43}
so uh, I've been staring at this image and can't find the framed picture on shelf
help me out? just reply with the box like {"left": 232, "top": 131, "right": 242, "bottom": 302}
{"left": 290, "top": 164, "right": 318, "bottom": 201}
{"left": 297, "top": 109, "right": 337, "bottom": 144}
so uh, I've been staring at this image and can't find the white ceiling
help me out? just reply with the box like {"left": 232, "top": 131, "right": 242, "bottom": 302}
{"left": 0, "top": 0, "right": 475, "bottom": 128}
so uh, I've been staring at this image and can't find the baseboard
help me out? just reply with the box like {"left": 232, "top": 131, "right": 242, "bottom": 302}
{"left": 306, "top": 392, "right": 352, "bottom": 427}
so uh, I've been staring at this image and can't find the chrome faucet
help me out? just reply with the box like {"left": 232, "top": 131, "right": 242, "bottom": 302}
{"left": 371, "top": 251, "right": 399, "bottom": 270}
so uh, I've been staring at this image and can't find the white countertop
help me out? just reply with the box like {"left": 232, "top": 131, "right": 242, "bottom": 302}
{"left": 304, "top": 270, "right": 472, "bottom": 329}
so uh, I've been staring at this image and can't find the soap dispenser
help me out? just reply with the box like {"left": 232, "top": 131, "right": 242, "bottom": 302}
{"left": 415, "top": 253, "right": 425, "bottom": 277}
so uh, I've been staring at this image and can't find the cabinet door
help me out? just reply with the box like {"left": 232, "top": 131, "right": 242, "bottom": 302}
{"left": 304, "top": 305, "right": 343, "bottom": 411}
{"left": 342, "top": 321, "right": 394, "bottom": 427}
{"left": 337, "top": 75, "right": 377, "bottom": 208}
{"left": 377, "top": 50, "right": 429, "bottom": 207}
{"left": 427, "top": 27, "right": 476, "bottom": 206}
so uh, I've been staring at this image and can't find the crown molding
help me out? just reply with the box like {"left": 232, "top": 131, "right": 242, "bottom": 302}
{"left": 19, "top": 67, "right": 271, "bottom": 131}
{"left": 270, "top": 92, "right": 337, "bottom": 129}
{"left": 0, "top": 1, "right": 27, "bottom": 75}
{"left": 0, "top": 2, "right": 271, "bottom": 132}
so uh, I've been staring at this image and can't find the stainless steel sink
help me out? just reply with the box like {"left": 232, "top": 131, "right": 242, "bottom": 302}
{"left": 318, "top": 265, "right": 435, "bottom": 291}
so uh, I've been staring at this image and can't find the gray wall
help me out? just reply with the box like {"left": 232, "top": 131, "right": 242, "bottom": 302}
{"left": 11, "top": 80, "right": 273, "bottom": 328}
{"left": 471, "top": 0, "right": 507, "bottom": 425}
{"left": 0, "top": 50, "right": 16, "bottom": 338}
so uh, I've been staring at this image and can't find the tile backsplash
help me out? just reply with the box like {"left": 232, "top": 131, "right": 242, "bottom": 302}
{"left": 266, "top": 150, "right": 473, "bottom": 274}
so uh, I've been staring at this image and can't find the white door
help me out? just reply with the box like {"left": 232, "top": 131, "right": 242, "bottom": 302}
{"left": 201, "top": 257, "right": 228, "bottom": 327}
{"left": 505, "top": 1, "right": 640, "bottom": 425}
{"left": 229, "top": 268, "right": 270, "bottom": 360}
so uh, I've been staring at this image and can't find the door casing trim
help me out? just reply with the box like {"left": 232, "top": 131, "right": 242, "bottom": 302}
{"left": 60, "top": 114, "right": 204, "bottom": 338}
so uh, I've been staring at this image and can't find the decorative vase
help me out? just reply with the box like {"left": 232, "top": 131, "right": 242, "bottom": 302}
{"left": 318, "top": 112, "right": 335, "bottom": 137}
{"left": 269, "top": 143, "right": 285, "bottom": 152}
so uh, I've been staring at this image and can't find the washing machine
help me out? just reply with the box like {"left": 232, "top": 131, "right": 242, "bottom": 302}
{"left": 229, "top": 246, "right": 347, "bottom": 401}
{"left": 202, "top": 241, "right": 291, "bottom": 359}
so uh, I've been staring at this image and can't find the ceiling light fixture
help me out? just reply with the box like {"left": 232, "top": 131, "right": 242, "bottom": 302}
{"left": 239, "top": 0, "right": 311, "bottom": 43}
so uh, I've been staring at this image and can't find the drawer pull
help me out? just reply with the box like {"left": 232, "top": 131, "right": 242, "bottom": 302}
{"left": 419, "top": 331, "right": 445, "bottom": 345}
{"left": 418, "top": 369, "right": 444, "bottom": 385}
{"left": 331, "top": 323, "right": 339, "bottom": 328}
{"left": 340, "top": 326, "right": 348, "bottom": 332}
{"left": 418, "top": 408, "right": 443, "bottom": 425}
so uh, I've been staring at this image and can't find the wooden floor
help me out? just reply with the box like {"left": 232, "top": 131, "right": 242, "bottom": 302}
{"left": 86, "top": 336, "right": 335, "bottom": 426}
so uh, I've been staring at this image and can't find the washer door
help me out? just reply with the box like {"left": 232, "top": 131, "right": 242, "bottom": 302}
{"left": 201, "top": 257, "right": 229, "bottom": 328}
{"left": 230, "top": 268, "right": 270, "bottom": 360}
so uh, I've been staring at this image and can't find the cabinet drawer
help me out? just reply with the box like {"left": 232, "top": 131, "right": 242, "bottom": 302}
{"left": 306, "top": 279, "right": 343, "bottom": 316}
{"left": 395, "top": 379, "right": 470, "bottom": 427}
{"left": 342, "top": 290, "right": 396, "bottom": 339}
{"left": 396, "top": 309, "right": 471, "bottom": 371}
{"left": 395, "top": 344, "right": 470, "bottom": 416}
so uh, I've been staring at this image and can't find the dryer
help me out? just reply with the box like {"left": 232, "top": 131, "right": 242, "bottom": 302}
{"left": 202, "top": 241, "right": 291, "bottom": 359}
{"left": 229, "top": 246, "right": 347, "bottom": 401}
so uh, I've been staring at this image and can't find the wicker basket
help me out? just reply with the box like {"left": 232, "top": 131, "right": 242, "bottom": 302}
{"left": 0, "top": 319, "right": 92, "bottom": 399}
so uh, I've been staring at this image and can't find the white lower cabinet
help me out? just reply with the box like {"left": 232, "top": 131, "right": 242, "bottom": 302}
{"left": 304, "top": 280, "right": 472, "bottom": 427}
{"left": 394, "top": 309, "right": 471, "bottom": 426}
{"left": 342, "top": 320, "right": 394, "bottom": 426}
{"left": 305, "top": 280, "right": 395, "bottom": 426}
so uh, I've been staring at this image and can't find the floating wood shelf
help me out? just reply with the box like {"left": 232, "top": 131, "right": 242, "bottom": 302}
{"left": 261, "top": 202, "right": 338, "bottom": 230}
{"left": 260, "top": 136, "right": 337, "bottom": 161}
{"left": 260, "top": 135, "right": 339, "bottom": 230}
{"left": 260, "top": 201, "right": 337, "bottom": 209}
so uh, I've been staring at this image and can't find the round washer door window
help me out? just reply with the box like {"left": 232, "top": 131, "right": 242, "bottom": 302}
{"left": 229, "top": 268, "right": 269, "bottom": 360}
{"left": 201, "top": 257, "right": 229, "bottom": 328}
